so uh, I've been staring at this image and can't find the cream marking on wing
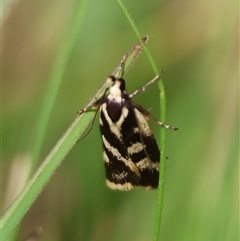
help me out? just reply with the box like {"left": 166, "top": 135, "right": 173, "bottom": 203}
{"left": 102, "top": 135, "right": 140, "bottom": 176}
{"left": 134, "top": 108, "right": 152, "bottom": 136}
{"left": 106, "top": 180, "right": 133, "bottom": 191}
{"left": 100, "top": 103, "right": 129, "bottom": 139}
{"left": 112, "top": 171, "right": 128, "bottom": 180}
{"left": 103, "top": 151, "right": 109, "bottom": 163}
{"left": 136, "top": 158, "right": 159, "bottom": 170}
{"left": 99, "top": 116, "right": 103, "bottom": 126}
{"left": 127, "top": 142, "right": 145, "bottom": 155}
{"left": 133, "top": 127, "right": 140, "bottom": 133}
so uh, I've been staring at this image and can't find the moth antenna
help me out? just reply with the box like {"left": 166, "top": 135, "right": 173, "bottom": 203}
{"left": 110, "top": 36, "right": 148, "bottom": 78}
{"left": 129, "top": 70, "right": 163, "bottom": 98}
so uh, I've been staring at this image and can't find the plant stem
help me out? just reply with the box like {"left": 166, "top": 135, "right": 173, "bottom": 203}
{"left": 116, "top": 1, "right": 168, "bottom": 240}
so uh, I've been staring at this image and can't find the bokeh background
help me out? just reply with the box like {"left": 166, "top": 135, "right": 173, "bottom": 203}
{"left": 2, "top": 1, "right": 238, "bottom": 241}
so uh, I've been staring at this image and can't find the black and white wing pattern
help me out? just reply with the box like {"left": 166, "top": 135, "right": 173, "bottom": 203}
{"left": 99, "top": 77, "right": 160, "bottom": 191}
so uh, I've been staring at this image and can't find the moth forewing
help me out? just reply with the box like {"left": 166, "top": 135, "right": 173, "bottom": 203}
{"left": 78, "top": 73, "right": 178, "bottom": 190}
{"left": 97, "top": 77, "right": 161, "bottom": 190}
{"left": 133, "top": 107, "right": 160, "bottom": 171}
{"left": 132, "top": 106, "right": 160, "bottom": 189}
{"left": 99, "top": 96, "right": 141, "bottom": 191}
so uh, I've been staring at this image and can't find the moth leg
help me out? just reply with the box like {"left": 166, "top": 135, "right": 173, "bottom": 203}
{"left": 76, "top": 97, "right": 104, "bottom": 142}
{"left": 78, "top": 83, "right": 111, "bottom": 115}
{"left": 133, "top": 102, "right": 178, "bottom": 130}
{"left": 129, "top": 70, "right": 163, "bottom": 98}
{"left": 148, "top": 114, "right": 178, "bottom": 130}
{"left": 78, "top": 100, "right": 100, "bottom": 115}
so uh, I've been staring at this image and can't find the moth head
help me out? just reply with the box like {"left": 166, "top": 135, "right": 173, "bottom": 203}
{"left": 107, "top": 76, "right": 127, "bottom": 102}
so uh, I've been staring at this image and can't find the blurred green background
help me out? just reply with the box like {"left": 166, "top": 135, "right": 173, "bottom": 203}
{"left": 2, "top": 0, "right": 238, "bottom": 240}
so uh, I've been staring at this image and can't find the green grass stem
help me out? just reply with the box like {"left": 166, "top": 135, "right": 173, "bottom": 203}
{"left": 116, "top": 1, "right": 168, "bottom": 240}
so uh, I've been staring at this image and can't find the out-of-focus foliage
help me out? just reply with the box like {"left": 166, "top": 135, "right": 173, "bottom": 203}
{"left": 2, "top": 0, "right": 238, "bottom": 240}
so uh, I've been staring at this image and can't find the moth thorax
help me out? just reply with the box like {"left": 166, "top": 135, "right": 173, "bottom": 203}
{"left": 108, "top": 80, "right": 123, "bottom": 103}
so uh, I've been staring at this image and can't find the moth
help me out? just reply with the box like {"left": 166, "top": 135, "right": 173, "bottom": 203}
{"left": 78, "top": 71, "right": 177, "bottom": 191}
